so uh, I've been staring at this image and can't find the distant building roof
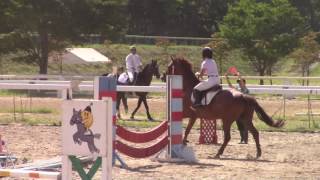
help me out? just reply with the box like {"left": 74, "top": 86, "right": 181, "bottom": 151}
{"left": 62, "top": 48, "right": 110, "bottom": 64}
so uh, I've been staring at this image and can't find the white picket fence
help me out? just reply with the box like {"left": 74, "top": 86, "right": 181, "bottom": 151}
{"left": 1, "top": 78, "right": 320, "bottom": 95}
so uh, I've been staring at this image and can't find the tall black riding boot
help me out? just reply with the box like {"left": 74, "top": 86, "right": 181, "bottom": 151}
{"left": 192, "top": 89, "right": 202, "bottom": 108}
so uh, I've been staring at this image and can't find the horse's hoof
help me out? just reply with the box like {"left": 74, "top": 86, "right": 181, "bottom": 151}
{"left": 117, "top": 113, "right": 121, "bottom": 119}
{"left": 214, "top": 154, "right": 220, "bottom": 159}
{"left": 148, "top": 117, "right": 154, "bottom": 121}
{"left": 182, "top": 139, "right": 189, "bottom": 145}
{"left": 256, "top": 153, "right": 261, "bottom": 159}
{"left": 130, "top": 116, "right": 134, "bottom": 120}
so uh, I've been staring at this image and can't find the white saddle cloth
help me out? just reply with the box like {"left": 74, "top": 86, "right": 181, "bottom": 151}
{"left": 191, "top": 90, "right": 220, "bottom": 106}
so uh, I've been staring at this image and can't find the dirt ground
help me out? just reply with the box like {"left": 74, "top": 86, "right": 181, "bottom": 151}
{"left": 1, "top": 124, "right": 320, "bottom": 179}
{"left": 1, "top": 97, "right": 320, "bottom": 179}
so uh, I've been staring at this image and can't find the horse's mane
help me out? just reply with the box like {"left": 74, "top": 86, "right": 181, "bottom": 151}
{"left": 173, "top": 57, "right": 199, "bottom": 85}
{"left": 175, "top": 57, "right": 193, "bottom": 72}
{"left": 140, "top": 63, "right": 148, "bottom": 74}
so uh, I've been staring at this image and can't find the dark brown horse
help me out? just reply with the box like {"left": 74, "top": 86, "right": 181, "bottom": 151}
{"left": 130, "top": 60, "right": 161, "bottom": 121}
{"left": 166, "top": 57, "right": 284, "bottom": 158}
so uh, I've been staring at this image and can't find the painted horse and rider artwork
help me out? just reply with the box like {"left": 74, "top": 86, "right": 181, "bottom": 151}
{"left": 62, "top": 100, "right": 111, "bottom": 156}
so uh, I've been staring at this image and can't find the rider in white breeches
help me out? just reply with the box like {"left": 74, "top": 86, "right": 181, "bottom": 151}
{"left": 193, "top": 47, "right": 220, "bottom": 107}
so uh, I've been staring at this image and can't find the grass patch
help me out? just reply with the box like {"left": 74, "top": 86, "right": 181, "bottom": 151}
{"left": 0, "top": 90, "right": 29, "bottom": 97}
{"left": 0, "top": 107, "right": 55, "bottom": 114}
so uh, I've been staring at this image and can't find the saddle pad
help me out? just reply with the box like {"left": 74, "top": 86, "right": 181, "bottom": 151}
{"left": 191, "top": 90, "right": 220, "bottom": 106}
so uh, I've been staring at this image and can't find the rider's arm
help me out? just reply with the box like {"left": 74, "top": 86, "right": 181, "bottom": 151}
{"left": 237, "top": 72, "right": 246, "bottom": 87}
{"left": 126, "top": 55, "right": 134, "bottom": 72}
{"left": 198, "top": 61, "right": 207, "bottom": 80}
{"left": 225, "top": 74, "right": 234, "bottom": 88}
{"left": 198, "top": 68, "right": 206, "bottom": 79}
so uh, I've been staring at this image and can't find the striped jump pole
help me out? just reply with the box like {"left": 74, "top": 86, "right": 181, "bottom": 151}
{"left": 0, "top": 169, "right": 61, "bottom": 179}
{"left": 167, "top": 75, "right": 183, "bottom": 158}
{"left": 94, "top": 76, "right": 127, "bottom": 168}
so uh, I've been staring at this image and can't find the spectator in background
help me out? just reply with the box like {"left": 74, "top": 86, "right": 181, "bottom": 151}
{"left": 116, "top": 66, "right": 129, "bottom": 119}
{"left": 125, "top": 45, "right": 142, "bottom": 84}
{"left": 226, "top": 71, "right": 249, "bottom": 144}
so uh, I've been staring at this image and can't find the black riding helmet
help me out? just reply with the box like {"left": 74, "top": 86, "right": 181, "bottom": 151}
{"left": 202, "top": 47, "right": 213, "bottom": 59}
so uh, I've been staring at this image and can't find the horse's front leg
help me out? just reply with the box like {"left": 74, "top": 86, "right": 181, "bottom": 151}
{"left": 142, "top": 96, "right": 153, "bottom": 121}
{"left": 116, "top": 93, "right": 122, "bottom": 119}
{"left": 130, "top": 96, "right": 143, "bottom": 120}
{"left": 183, "top": 117, "right": 197, "bottom": 145}
{"left": 215, "top": 119, "right": 231, "bottom": 158}
{"left": 73, "top": 133, "right": 81, "bottom": 145}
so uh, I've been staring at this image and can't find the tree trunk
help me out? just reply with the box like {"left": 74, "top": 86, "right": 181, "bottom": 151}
{"left": 302, "top": 66, "right": 305, "bottom": 86}
{"left": 306, "top": 65, "right": 310, "bottom": 86}
{"left": 267, "top": 66, "right": 272, "bottom": 85}
{"left": 259, "top": 70, "right": 264, "bottom": 85}
{"left": 38, "top": 22, "right": 49, "bottom": 75}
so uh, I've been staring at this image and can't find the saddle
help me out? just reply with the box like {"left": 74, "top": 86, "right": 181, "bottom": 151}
{"left": 191, "top": 84, "right": 222, "bottom": 106}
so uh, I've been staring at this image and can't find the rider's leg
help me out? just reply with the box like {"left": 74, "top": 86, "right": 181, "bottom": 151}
{"left": 192, "top": 80, "right": 211, "bottom": 107}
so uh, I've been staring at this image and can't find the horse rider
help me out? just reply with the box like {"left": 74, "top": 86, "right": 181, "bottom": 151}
{"left": 226, "top": 71, "right": 249, "bottom": 144}
{"left": 125, "top": 45, "right": 142, "bottom": 85}
{"left": 193, "top": 47, "right": 220, "bottom": 108}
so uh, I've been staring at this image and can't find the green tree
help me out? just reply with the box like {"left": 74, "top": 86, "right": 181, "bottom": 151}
{"left": 207, "top": 34, "right": 231, "bottom": 74}
{"left": 127, "top": 0, "right": 231, "bottom": 37}
{"left": 0, "top": 0, "right": 127, "bottom": 74}
{"left": 220, "top": 0, "right": 305, "bottom": 84}
{"left": 289, "top": 0, "right": 320, "bottom": 31}
{"left": 289, "top": 32, "right": 320, "bottom": 85}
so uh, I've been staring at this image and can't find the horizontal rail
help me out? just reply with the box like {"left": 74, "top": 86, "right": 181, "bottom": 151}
{"left": 222, "top": 84, "right": 320, "bottom": 90}
{"left": 0, "top": 83, "right": 70, "bottom": 90}
{"left": 0, "top": 80, "right": 71, "bottom": 84}
{"left": 0, "top": 169, "right": 61, "bottom": 179}
{"left": 248, "top": 88, "right": 320, "bottom": 95}
{"left": 117, "top": 86, "right": 166, "bottom": 92}
{"left": 2, "top": 74, "right": 320, "bottom": 81}
{"left": 1, "top": 80, "right": 320, "bottom": 95}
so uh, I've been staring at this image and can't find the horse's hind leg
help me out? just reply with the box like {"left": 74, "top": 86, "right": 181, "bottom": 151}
{"left": 215, "top": 120, "right": 232, "bottom": 158}
{"left": 122, "top": 93, "right": 128, "bottom": 113}
{"left": 142, "top": 96, "right": 153, "bottom": 121}
{"left": 243, "top": 109, "right": 261, "bottom": 158}
{"left": 247, "top": 121, "right": 261, "bottom": 158}
{"left": 116, "top": 93, "right": 122, "bottom": 119}
{"left": 130, "top": 96, "right": 143, "bottom": 120}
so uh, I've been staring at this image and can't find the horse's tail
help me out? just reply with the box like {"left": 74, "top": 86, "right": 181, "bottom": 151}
{"left": 244, "top": 95, "right": 284, "bottom": 128}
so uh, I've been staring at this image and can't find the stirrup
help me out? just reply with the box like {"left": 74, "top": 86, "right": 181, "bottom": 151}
{"left": 192, "top": 103, "right": 202, "bottom": 108}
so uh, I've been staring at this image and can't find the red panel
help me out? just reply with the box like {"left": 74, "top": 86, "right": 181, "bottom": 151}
{"left": 171, "top": 112, "right": 183, "bottom": 121}
{"left": 171, "top": 134, "right": 182, "bottom": 144}
{"left": 171, "top": 89, "right": 183, "bottom": 98}
{"left": 116, "top": 121, "right": 168, "bottom": 143}
{"left": 115, "top": 136, "right": 169, "bottom": 158}
{"left": 199, "top": 119, "right": 218, "bottom": 144}
{"left": 29, "top": 173, "right": 40, "bottom": 178}
{"left": 99, "top": 91, "right": 116, "bottom": 101}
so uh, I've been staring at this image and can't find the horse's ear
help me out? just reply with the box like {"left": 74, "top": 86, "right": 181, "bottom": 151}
{"left": 170, "top": 56, "right": 176, "bottom": 63}
{"left": 73, "top": 108, "right": 76, "bottom": 113}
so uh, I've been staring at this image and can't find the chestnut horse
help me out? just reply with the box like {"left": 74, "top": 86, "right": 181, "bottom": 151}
{"left": 166, "top": 58, "right": 284, "bottom": 158}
